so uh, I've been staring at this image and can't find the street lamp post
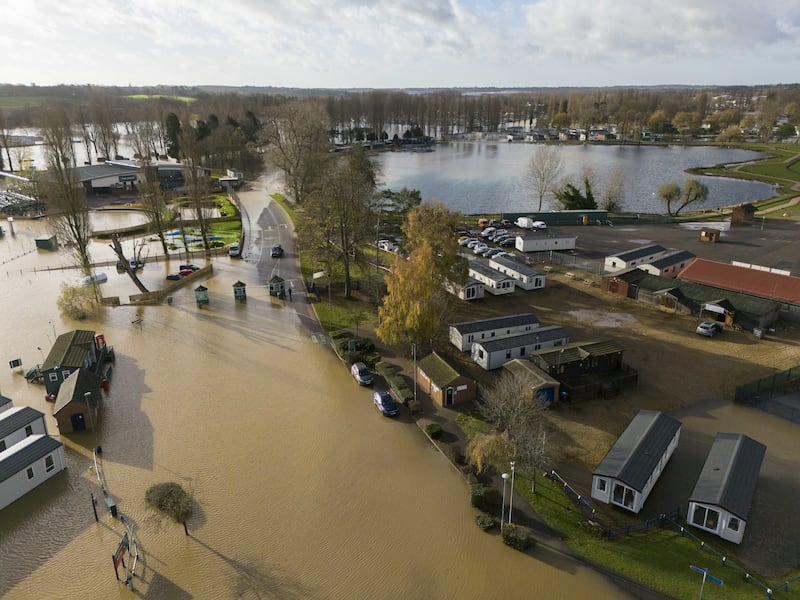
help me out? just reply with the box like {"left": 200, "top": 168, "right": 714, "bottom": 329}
{"left": 84, "top": 391, "right": 95, "bottom": 433}
{"left": 412, "top": 342, "right": 417, "bottom": 401}
{"left": 508, "top": 461, "right": 516, "bottom": 525}
{"left": 37, "top": 346, "right": 44, "bottom": 365}
{"left": 500, "top": 472, "right": 510, "bottom": 531}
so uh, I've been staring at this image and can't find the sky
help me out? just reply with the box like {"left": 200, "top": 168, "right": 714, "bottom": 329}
{"left": 3, "top": 0, "right": 799, "bottom": 89}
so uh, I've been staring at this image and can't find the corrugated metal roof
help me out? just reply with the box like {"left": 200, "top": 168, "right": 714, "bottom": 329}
{"left": 469, "top": 261, "right": 514, "bottom": 283}
{"left": 678, "top": 258, "right": 800, "bottom": 304}
{"left": 75, "top": 163, "right": 139, "bottom": 182}
{"left": 648, "top": 250, "right": 696, "bottom": 269}
{"left": 0, "top": 406, "right": 44, "bottom": 439}
{"left": 417, "top": 352, "right": 461, "bottom": 387}
{"left": 43, "top": 330, "right": 95, "bottom": 370}
{"left": 689, "top": 433, "right": 766, "bottom": 520}
{"left": 611, "top": 244, "right": 667, "bottom": 263}
{"left": 0, "top": 435, "right": 64, "bottom": 485}
{"left": 452, "top": 313, "right": 540, "bottom": 335}
{"left": 489, "top": 256, "right": 542, "bottom": 277}
{"left": 593, "top": 410, "right": 682, "bottom": 492}
{"left": 476, "top": 325, "right": 569, "bottom": 352}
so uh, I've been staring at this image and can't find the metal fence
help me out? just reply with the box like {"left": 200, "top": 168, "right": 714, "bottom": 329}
{"left": 735, "top": 366, "right": 800, "bottom": 424}
{"left": 524, "top": 251, "right": 606, "bottom": 274}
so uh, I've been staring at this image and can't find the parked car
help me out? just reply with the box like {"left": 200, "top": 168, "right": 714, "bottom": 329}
{"left": 459, "top": 237, "right": 478, "bottom": 247}
{"left": 166, "top": 273, "right": 182, "bottom": 281}
{"left": 229, "top": 244, "right": 240, "bottom": 258}
{"left": 480, "top": 227, "right": 496, "bottom": 239}
{"left": 696, "top": 321, "right": 723, "bottom": 337}
{"left": 271, "top": 244, "right": 284, "bottom": 257}
{"left": 492, "top": 229, "right": 508, "bottom": 239}
{"left": 79, "top": 272, "right": 108, "bottom": 285}
{"left": 499, "top": 238, "right": 517, "bottom": 247}
{"left": 495, "top": 251, "right": 517, "bottom": 260}
{"left": 473, "top": 243, "right": 489, "bottom": 255}
{"left": 350, "top": 362, "right": 373, "bottom": 385}
{"left": 466, "top": 239, "right": 481, "bottom": 249}
{"left": 373, "top": 390, "right": 399, "bottom": 417}
{"left": 483, "top": 248, "right": 502, "bottom": 258}
{"left": 179, "top": 268, "right": 195, "bottom": 277}
{"left": 531, "top": 220, "right": 548, "bottom": 230}
{"left": 179, "top": 264, "right": 200, "bottom": 272}
{"left": 492, "top": 235, "right": 511, "bottom": 245}
{"left": 500, "top": 219, "right": 513, "bottom": 227}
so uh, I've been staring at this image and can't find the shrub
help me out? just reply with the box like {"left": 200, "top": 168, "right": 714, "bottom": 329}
{"left": 385, "top": 374, "right": 407, "bottom": 391}
{"left": 374, "top": 361, "right": 394, "bottom": 377}
{"left": 407, "top": 398, "right": 423, "bottom": 414}
{"left": 475, "top": 512, "right": 495, "bottom": 531}
{"left": 501, "top": 523, "right": 536, "bottom": 552}
{"left": 469, "top": 484, "right": 501, "bottom": 513}
{"left": 396, "top": 387, "right": 414, "bottom": 404}
{"left": 364, "top": 352, "right": 381, "bottom": 368}
{"left": 145, "top": 482, "right": 193, "bottom": 523}
{"left": 342, "top": 350, "right": 368, "bottom": 365}
{"left": 57, "top": 283, "right": 96, "bottom": 320}
{"left": 425, "top": 423, "right": 443, "bottom": 439}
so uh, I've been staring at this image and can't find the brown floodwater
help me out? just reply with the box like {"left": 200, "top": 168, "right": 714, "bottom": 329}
{"left": 0, "top": 184, "right": 633, "bottom": 599}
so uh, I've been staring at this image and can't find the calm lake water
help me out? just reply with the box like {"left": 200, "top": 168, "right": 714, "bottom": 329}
{"left": 0, "top": 183, "right": 633, "bottom": 599}
{"left": 375, "top": 142, "right": 776, "bottom": 214}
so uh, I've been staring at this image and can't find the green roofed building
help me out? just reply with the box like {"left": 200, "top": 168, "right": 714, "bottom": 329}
{"left": 416, "top": 352, "right": 476, "bottom": 408}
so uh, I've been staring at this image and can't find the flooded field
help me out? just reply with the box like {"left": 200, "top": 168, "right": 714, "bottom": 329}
{"left": 0, "top": 190, "right": 632, "bottom": 598}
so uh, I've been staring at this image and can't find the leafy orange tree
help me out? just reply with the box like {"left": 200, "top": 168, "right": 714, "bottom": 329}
{"left": 377, "top": 202, "right": 467, "bottom": 347}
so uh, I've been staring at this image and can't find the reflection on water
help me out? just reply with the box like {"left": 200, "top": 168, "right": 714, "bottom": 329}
{"left": 376, "top": 142, "right": 775, "bottom": 214}
{"left": 0, "top": 212, "right": 631, "bottom": 598}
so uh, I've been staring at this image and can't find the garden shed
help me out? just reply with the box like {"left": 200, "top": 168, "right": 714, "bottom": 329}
{"left": 415, "top": 352, "right": 476, "bottom": 407}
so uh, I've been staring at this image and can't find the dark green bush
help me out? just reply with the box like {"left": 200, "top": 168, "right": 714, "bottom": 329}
{"left": 425, "top": 423, "right": 443, "bottom": 438}
{"left": 364, "top": 352, "right": 381, "bottom": 368}
{"left": 475, "top": 512, "right": 495, "bottom": 531}
{"left": 385, "top": 374, "right": 406, "bottom": 391}
{"left": 397, "top": 387, "right": 414, "bottom": 404}
{"left": 342, "top": 350, "right": 368, "bottom": 365}
{"left": 469, "top": 484, "right": 501, "bottom": 513}
{"left": 501, "top": 523, "right": 536, "bottom": 551}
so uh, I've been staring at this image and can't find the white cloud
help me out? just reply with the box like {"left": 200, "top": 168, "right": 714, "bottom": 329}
{"left": 0, "top": 0, "right": 797, "bottom": 87}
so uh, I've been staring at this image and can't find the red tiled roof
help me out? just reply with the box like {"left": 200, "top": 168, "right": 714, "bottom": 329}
{"left": 678, "top": 258, "right": 800, "bottom": 304}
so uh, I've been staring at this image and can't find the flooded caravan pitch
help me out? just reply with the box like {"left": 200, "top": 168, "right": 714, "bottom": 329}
{"left": 0, "top": 198, "right": 632, "bottom": 598}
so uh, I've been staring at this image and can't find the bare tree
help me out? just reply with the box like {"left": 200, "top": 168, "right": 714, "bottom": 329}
{"left": 41, "top": 105, "right": 92, "bottom": 273}
{"left": 109, "top": 233, "right": 149, "bottom": 293}
{"left": 479, "top": 371, "right": 544, "bottom": 444}
{"left": 527, "top": 145, "right": 563, "bottom": 211}
{"left": 128, "top": 117, "right": 171, "bottom": 254}
{"left": 601, "top": 165, "right": 625, "bottom": 212}
{"left": 262, "top": 101, "right": 331, "bottom": 204}
{"left": 0, "top": 109, "right": 14, "bottom": 171}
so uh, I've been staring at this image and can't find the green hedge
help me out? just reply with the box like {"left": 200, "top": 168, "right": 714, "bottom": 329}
{"left": 469, "top": 483, "right": 500, "bottom": 513}
{"left": 501, "top": 523, "right": 536, "bottom": 552}
{"left": 425, "top": 423, "right": 443, "bottom": 438}
{"left": 475, "top": 512, "right": 495, "bottom": 531}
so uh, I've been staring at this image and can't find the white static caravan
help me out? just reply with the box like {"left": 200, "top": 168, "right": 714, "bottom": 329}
{"left": 0, "top": 406, "right": 48, "bottom": 452}
{"left": 489, "top": 256, "right": 546, "bottom": 290}
{"left": 470, "top": 325, "right": 570, "bottom": 370}
{"left": 604, "top": 244, "right": 668, "bottom": 274}
{"left": 515, "top": 233, "right": 577, "bottom": 253}
{"left": 0, "top": 435, "right": 66, "bottom": 510}
{"left": 468, "top": 261, "right": 515, "bottom": 295}
{"left": 449, "top": 313, "right": 541, "bottom": 352}
{"left": 592, "top": 410, "right": 681, "bottom": 514}
{"left": 688, "top": 433, "right": 766, "bottom": 545}
{"left": 638, "top": 250, "right": 696, "bottom": 279}
{"left": 444, "top": 277, "right": 485, "bottom": 302}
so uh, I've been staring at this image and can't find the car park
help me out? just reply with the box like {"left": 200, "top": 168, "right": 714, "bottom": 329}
{"left": 271, "top": 243, "right": 284, "bottom": 257}
{"left": 695, "top": 321, "right": 723, "bottom": 337}
{"left": 373, "top": 390, "right": 399, "bottom": 417}
{"left": 350, "top": 362, "right": 374, "bottom": 385}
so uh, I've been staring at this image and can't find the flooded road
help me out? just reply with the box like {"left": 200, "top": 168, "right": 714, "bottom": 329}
{"left": 0, "top": 182, "right": 633, "bottom": 598}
